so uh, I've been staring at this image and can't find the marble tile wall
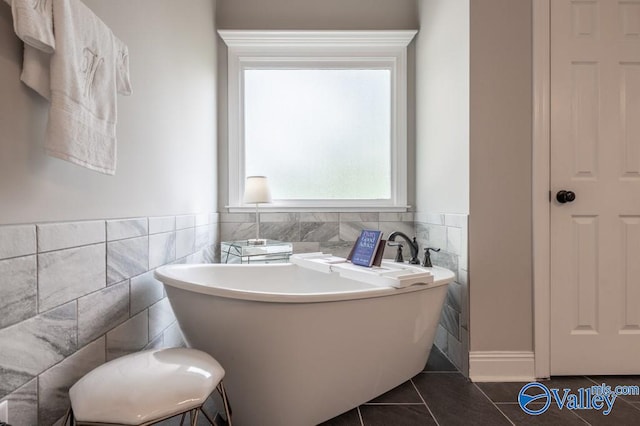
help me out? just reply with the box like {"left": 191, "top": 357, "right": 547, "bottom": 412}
{"left": 415, "top": 212, "right": 469, "bottom": 377}
{"left": 0, "top": 213, "right": 219, "bottom": 425}
{"left": 220, "top": 211, "right": 415, "bottom": 260}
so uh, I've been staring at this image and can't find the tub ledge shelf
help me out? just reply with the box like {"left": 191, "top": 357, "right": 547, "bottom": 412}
{"left": 290, "top": 252, "right": 436, "bottom": 289}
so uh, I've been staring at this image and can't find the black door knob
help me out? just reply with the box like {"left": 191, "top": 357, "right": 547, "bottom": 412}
{"left": 556, "top": 190, "right": 576, "bottom": 204}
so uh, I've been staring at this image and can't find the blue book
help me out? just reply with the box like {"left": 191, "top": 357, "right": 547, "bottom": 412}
{"left": 350, "top": 230, "right": 383, "bottom": 267}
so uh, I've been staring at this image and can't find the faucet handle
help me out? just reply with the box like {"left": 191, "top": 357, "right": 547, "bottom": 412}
{"left": 387, "top": 242, "right": 404, "bottom": 263}
{"left": 422, "top": 247, "right": 440, "bottom": 267}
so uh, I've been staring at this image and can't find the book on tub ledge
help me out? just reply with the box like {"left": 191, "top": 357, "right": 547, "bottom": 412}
{"left": 289, "top": 252, "right": 434, "bottom": 289}
{"left": 349, "top": 230, "right": 384, "bottom": 267}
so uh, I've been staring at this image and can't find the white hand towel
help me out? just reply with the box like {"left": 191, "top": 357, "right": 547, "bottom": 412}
{"left": 11, "top": 0, "right": 55, "bottom": 53}
{"left": 21, "top": 45, "right": 51, "bottom": 99}
{"left": 45, "top": 0, "right": 131, "bottom": 175}
{"left": 114, "top": 36, "right": 132, "bottom": 96}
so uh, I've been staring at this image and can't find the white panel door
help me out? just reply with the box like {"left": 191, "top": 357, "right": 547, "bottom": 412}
{"left": 550, "top": 0, "right": 640, "bottom": 374}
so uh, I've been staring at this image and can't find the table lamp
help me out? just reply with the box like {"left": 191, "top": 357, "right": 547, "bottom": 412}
{"left": 244, "top": 176, "right": 272, "bottom": 245}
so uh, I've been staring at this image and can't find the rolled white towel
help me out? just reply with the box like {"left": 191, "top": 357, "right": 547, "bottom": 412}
{"left": 21, "top": 45, "right": 51, "bottom": 99}
{"left": 11, "top": 0, "right": 55, "bottom": 53}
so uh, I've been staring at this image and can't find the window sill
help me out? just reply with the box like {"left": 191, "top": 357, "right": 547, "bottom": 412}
{"left": 225, "top": 205, "right": 412, "bottom": 214}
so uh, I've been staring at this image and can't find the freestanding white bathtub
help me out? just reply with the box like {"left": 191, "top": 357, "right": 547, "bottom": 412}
{"left": 155, "top": 258, "right": 454, "bottom": 426}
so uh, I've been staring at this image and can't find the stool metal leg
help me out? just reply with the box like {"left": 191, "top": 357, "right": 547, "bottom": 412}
{"left": 64, "top": 388, "right": 224, "bottom": 426}
{"left": 217, "top": 381, "right": 232, "bottom": 426}
{"left": 62, "top": 407, "right": 73, "bottom": 426}
{"left": 199, "top": 407, "right": 215, "bottom": 425}
{"left": 190, "top": 408, "right": 199, "bottom": 426}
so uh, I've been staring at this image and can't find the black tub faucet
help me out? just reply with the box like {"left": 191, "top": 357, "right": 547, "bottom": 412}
{"left": 387, "top": 242, "right": 404, "bottom": 262}
{"left": 388, "top": 231, "right": 420, "bottom": 264}
{"left": 422, "top": 247, "right": 441, "bottom": 267}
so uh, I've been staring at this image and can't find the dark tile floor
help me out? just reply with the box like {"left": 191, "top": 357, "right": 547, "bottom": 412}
{"left": 321, "top": 347, "right": 640, "bottom": 426}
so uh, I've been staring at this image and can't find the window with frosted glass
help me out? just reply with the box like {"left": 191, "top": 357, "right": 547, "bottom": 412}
{"left": 244, "top": 69, "right": 391, "bottom": 200}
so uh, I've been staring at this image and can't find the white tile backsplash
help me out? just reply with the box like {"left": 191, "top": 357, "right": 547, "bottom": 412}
{"left": 38, "top": 244, "right": 106, "bottom": 312}
{"left": 220, "top": 222, "right": 255, "bottom": 241}
{"left": 149, "top": 298, "right": 176, "bottom": 340}
{"left": 106, "top": 218, "right": 148, "bottom": 241}
{"left": 176, "top": 228, "right": 195, "bottom": 259}
{"left": 195, "top": 213, "right": 210, "bottom": 227}
{"left": 195, "top": 225, "right": 211, "bottom": 251}
{"left": 0, "top": 302, "right": 77, "bottom": 396}
{"left": 260, "top": 212, "right": 298, "bottom": 223}
{"left": 0, "top": 212, "right": 218, "bottom": 423}
{"left": 106, "top": 311, "right": 149, "bottom": 361}
{"left": 38, "top": 338, "right": 105, "bottom": 425}
{"left": 162, "top": 322, "right": 185, "bottom": 348}
{"left": 416, "top": 211, "right": 469, "bottom": 376}
{"left": 1, "top": 379, "right": 36, "bottom": 426}
{"left": 299, "top": 212, "right": 339, "bottom": 222}
{"left": 149, "top": 232, "right": 176, "bottom": 269}
{"left": 148, "top": 216, "right": 176, "bottom": 235}
{"left": 77, "top": 282, "right": 129, "bottom": 346}
{"left": 130, "top": 271, "right": 164, "bottom": 316}
{"left": 0, "top": 225, "right": 36, "bottom": 260}
{"left": 379, "top": 221, "right": 414, "bottom": 241}
{"left": 339, "top": 221, "right": 378, "bottom": 242}
{"left": 107, "top": 237, "right": 148, "bottom": 285}
{"left": 379, "top": 212, "right": 414, "bottom": 222}
{"left": 339, "top": 212, "right": 379, "bottom": 222}
{"left": 418, "top": 223, "right": 447, "bottom": 251}
{"left": 0, "top": 256, "right": 37, "bottom": 329}
{"left": 413, "top": 212, "right": 442, "bottom": 225}
{"left": 446, "top": 226, "right": 462, "bottom": 256}
{"left": 444, "top": 214, "right": 466, "bottom": 228}
{"left": 175, "top": 215, "right": 196, "bottom": 230}
{"left": 220, "top": 212, "right": 254, "bottom": 223}
{"left": 37, "top": 221, "right": 105, "bottom": 252}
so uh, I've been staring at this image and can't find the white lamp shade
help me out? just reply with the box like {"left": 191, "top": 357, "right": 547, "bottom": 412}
{"left": 243, "top": 176, "right": 272, "bottom": 204}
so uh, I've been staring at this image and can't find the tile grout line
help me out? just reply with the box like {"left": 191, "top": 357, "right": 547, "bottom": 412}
{"left": 410, "top": 378, "right": 441, "bottom": 426}
{"left": 35, "top": 226, "right": 40, "bottom": 425}
{"left": 356, "top": 405, "right": 364, "bottom": 426}
{"left": 569, "top": 376, "right": 626, "bottom": 426}
{"left": 571, "top": 375, "right": 600, "bottom": 425}
{"left": 472, "top": 383, "right": 515, "bottom": 426}
{"left": 103, "top": 221, "right": 109, "bottom": 366}
{"left": 560, "top": 402, "right": 593, "bottom": 426}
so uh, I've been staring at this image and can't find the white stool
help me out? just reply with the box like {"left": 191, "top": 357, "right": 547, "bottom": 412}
{"left": 64, "top": 348, "right": 232, "bottom": 426}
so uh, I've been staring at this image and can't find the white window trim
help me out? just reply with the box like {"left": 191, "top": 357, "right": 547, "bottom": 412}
{"left": 219, "top": 30, "right": 417, "bottom": 212}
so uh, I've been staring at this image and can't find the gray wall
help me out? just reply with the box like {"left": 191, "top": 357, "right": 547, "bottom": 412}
{"left": 415, "top": 0, "right": 469, "bottom": 215}
{"left": 0, "top": 0, "right": 218, "bottom": 225}
{"left": 415, "top": 0, "right": 534, "bottom": 358}
{"left": 469, "top": 0, "right": 533, "bottom": 352}
{"left": 217, "top": 0, "right": 419, "bottom": 30}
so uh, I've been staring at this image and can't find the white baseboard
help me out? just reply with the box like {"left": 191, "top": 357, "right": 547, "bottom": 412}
{"left": 469, "top": 351, "right": 535, "bottom": 382}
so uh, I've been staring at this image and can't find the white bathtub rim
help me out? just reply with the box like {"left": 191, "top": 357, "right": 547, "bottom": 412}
{"left": 154, "top": 263, "right": 454, "bottom": 304}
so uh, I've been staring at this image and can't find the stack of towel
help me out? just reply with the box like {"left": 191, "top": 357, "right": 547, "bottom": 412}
{"left": 8, "top": 0, "right": 132, "bottom": 175}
